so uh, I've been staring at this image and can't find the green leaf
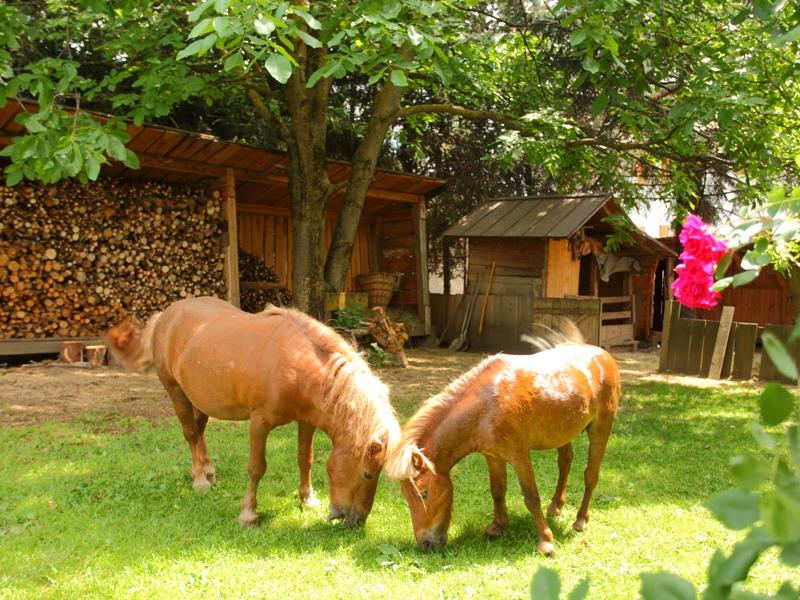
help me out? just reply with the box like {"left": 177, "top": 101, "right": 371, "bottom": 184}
{"left": 223, "top": 53, "right": 243, "bottom": 72}
{"left": 569, "top": 29, "right": 587, "bottom": 45}
{"left": 581, "top": 55, "right": 600, "bottom": 74}
{"left": 305, "top": 67, "right": 326, "bottom": 88}
{"left": 753, "top": 0, "right": 774, "bottom": 20}
{"left": 762, "top": 331, "right": 800, "bottom": 381}
{"left": 762, "top": 489, "right": 800, "bottom": 544}
{"left": 717, "top": 108, "right": 734, "bottom": 128}
{"left": 408, "top": 25, "right": 423, "bottom": 46}
{"left": 714, "top": 527, "right": 774, "bottom": 588}
{"left": 264, "top": 52, "right": 292, "bottom": 84}
{"left": 390, "top": 69, "right": 408, "bottom": 87}
{"left": 729, "top": 455, "right": 769, "bottom": 489}
{"left": 782, "top": 542, "right": 800, "bottom": 566}
{"left": 367, "top": 68, "right": 386, "bottom": 85}
{"left": 604, "top": 34, "right": 619, "bottom": 56}
{"left": 293, "top": 8, "right": 321, "bottom": 30}
{"left": 86, "top": 155, "right": 101, "bottom": 180}
{"left": 530, "top": 567, "right": 560, "bottom": 600}
{"left": 5, "top": 163, "right": 23, "bottom": 186}
{"left": 640, "top": 572, "right": 697, "bottom": 600}
{"left": 789, "top": 425, "right": 800, "bottom": 468}
{"left": 706, "top": 488, "right": 759, "bottom": 530}
{"left": 751, "top": 421, "right": 777, "bottom": 451}
{"left": 567, "top": 577, "right": 590, "bottom": 600}
{"left": 188, "top": 0, "right": 214, "bottom": 22}
{"left": 731, "top": 269, "right": 759, "bottom": 288}
{"left": 591, "top": 94, "right": 608, "bottom": 117}
{"left": 188, "top": 17, "right": 213, "bottom": 40}
{"left": 714, "top": 252, "right": 733, "bottom": 278}
{"left": 296, "top": 29, "right": 321, "bottom": 49}
{"left": 254, "top": 18, "right": 275, "bottom": 36}
{"left": 122, "top": 149, "right": 140, "bottom": 169}
{"left": 759, "top": 383, "right": 796, "bottom": 426}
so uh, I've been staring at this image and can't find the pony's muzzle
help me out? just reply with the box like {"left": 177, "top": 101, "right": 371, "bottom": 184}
{"left": 417, "top": 528, "right": 447, "bottom": 552}
{"left": 328, "top": 505, "right": 366, "bottom": 528}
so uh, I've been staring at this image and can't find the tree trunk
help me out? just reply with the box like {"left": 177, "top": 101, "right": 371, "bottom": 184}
{"left": 324, "top": 76, "right": 407, "bottom": 291}
{"left": 788, "top": 263, "right": 800, "bottom": 320}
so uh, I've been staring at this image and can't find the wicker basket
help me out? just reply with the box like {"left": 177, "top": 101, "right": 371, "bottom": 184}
{"left": 357, "top": 272, "right": 398, "bottom": 309}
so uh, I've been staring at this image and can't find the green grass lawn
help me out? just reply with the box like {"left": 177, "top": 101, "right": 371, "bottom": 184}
{"left": 0, "top": 349, "right": 796, "bottom": 599}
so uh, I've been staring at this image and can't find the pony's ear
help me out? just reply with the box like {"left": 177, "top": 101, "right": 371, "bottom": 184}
{"left": 368, "top": 440, "right": 384, "bottom": 458}
{"left": 411, "top": 447, "right": 430, "bottom": 476}
{"left": 108, "top": 318, "right": 135, "bottom": 349}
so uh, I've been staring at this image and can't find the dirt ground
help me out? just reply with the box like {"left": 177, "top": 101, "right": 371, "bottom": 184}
{"left": 0, "top": 345, "right": 724, "bottom": 428}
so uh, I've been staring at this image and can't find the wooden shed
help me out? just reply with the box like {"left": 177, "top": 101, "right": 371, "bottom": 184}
{"left": 0, "top": 100, "right": 446, "bottom": 356}
{"left": 432, "top": 194, "right": 676, "bottom": 353}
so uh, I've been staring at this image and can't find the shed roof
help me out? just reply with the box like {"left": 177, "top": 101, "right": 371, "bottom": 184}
{"left": 0, "top": 100, "right": 447, "bottom": 211}
{"left": 444, "top": 194, "right": 611, "bottom": 238}
{"left": 444, "top": 194, "right": 676, "bottom": 258}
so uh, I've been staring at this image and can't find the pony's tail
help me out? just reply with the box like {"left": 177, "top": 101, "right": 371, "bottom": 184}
{"left": 106, "top": 312, "right": 162, "bottom": 372}
{"left": 521, "top": 317, "right": 585, "bottom": 352}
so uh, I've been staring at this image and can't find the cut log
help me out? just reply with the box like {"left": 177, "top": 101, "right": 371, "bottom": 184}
{"left": 368, "top": 306, "right": 409, "bottom": 367}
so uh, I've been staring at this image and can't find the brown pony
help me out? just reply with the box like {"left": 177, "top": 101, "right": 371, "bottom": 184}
{"left": 385, "top": 343, "right": 620, "bottom": 555}
{"left": 107, "top": 296, "right": 400, "bottom": 529}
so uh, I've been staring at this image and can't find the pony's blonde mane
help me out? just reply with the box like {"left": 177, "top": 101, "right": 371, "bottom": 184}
{"left": 106, "top": 312, "right": 162, "bottom": 372}
{"left": 262, "top": 306, "right": 401, "bottom": 460}
{"left": 384, "top": 355, "right": 501, "bottom": 480}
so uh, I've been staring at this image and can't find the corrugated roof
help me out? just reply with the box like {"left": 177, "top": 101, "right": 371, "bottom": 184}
{"left": 0, "top": 100, "right": 447, "bottom": 208}
{"left": 444, "top": 194, "right": 611, "bottom": 238}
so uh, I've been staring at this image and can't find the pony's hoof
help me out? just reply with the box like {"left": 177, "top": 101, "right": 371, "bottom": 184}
{"left": 536, "top": 540, "right": 556, "bottom": 556}
{"left": 238, "top": 509, "right": 259, "bottom": 527}
{"left": 192, "top": 478, "right": 212, "bottom": 494}
{"left": 204, "top": 469, "right": 216, "bottom": 483}
{"left": 573, "top": 517, "right": 588, "bottom": 532}
{"left": 484, "top": 522, "right": 508, "bottom": 539}
{"left": 300, "top": 494, "right": 322, "bottom": 509}
{"left": 546, "top": 503, "right": 562, "bottom": 517}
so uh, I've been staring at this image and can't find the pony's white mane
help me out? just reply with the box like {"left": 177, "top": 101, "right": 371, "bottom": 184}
{"left": 264, "top": 306, "right": 401, "bottom": 459}
{"left": 521, "top": 318, "right": 585, "bottom": 352}
{"left": 384, "top": 355, "right": 500, "bottom": 480}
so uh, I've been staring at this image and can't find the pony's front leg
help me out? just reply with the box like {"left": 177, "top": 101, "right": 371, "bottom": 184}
{"left": 239, "top": 416, "right": 272, "bottom": 527}
{"left": 547, "top": 443, "right": 574, "bottom": 517}
{"left": 484, "top": 455, "right": 509, "bottom": 539}
{"left": 297, "top": 421, "right": 321, "bottom": 508}
{"left": 510, "top": 455, "right": 555, "bottom": 556}
{"left": 165, "top": 383, "right": 212, "bottom": 493}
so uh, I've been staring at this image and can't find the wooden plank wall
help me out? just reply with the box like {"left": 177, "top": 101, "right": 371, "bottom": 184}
{"left": 659, "top": 301, "right": 758, "bottom": 380}
{"left": 532, "top": 297, "right": 601, "bottom": 345}
{"left": 380, "top": 207, "right": 419, "bottom": 306}
{"left": 430, "top": 291, "right": 535, "bottom": 354}
{"left": 708, "top": 263, "right": 793, "bottom": 326}
{"left": 468, "top": 237, "right": 546, "bottom": 297}
{"left": 237, "top": 208, "right": 372, "bottom": 294}
{"left": 545, "top": 239, "right": 580, "bottom": 297}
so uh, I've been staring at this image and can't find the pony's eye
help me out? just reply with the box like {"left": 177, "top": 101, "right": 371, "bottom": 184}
{"left": 419, "top": 490, "right": 428, "bottom": 501}
{"left": 363, "top": 471, "right": 374, "bottom": 480}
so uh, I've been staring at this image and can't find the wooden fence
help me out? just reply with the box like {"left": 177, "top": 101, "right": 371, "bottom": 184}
{"left": 658, "top": 300, "right": 798, "bottom": 382}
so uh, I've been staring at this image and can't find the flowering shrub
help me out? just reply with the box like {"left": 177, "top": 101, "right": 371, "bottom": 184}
{"left": 671, "top": 215, "right": 728, "bottom": 310}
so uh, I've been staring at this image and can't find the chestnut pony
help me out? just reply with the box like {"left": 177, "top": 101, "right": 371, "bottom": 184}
{"left": 385, "top": 343, "right": 620, "bottom": 555}
{"left": 107, "top": 296, "right": 400, "bottom": 529}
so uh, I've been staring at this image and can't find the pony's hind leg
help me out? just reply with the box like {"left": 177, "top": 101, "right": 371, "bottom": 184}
{"left": 547, "top": 443, "right": 574, "bottom": 517}
{"left": 165, "top": 382, "right": 212, "bottom": 493}
{"left": 193, "top": 407, "right": 216, "bottom": 483}
{"left": 510, "top": 454, "right": 555, "bottom": 556}
{"left": 484, "top": 455, "right": 509, "bottom": 539}
{"left": 297, "top": 421, "right": 321, "bottom": 508}
{"left": 239, "top": 415, "right": 272, "bottom": 526}
{"left": 574, "top": 418, "right": 613, "bottom": 532}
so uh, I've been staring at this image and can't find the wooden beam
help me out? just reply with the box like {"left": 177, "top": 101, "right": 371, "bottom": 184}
{"left": 707, "top": 306, "right": 735, "bottom": 379}
{"left": 412, "top": 200, "right": 431, "bottom": 335}
{"left": 223, "top": 168, "right": 241, "bottom": 308}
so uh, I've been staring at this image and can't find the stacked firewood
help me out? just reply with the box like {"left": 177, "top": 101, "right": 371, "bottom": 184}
{"left": 239, "top": 250, "right": 291, "bottom": 312}
{"left": 0, "top": 180, "right": 226, "bottom": 339}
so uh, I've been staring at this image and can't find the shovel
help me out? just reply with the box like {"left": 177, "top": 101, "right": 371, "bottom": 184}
{"left": 449, "top": 279, "right": 480, "bottom": 351}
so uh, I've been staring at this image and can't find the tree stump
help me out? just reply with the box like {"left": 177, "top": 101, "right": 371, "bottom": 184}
{"left": 368, "top": 306, "right": 408, "bottom": 368}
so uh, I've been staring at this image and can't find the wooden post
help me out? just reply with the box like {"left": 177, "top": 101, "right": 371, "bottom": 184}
{"left": 658, "top": 300, "right": 675, "bottom": 372}
{"left": 223, "top": 167, "right": 241, "bottom": 308}
{"left": 412, "top": 199, "right": 431, "bottom": 335}
{"left": 707, "top": 306, "right": 735, "bottom": 379}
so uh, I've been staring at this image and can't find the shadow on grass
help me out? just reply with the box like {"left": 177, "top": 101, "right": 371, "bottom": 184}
{"left": 0, "top": 377, "right": 765, "bottom": 588}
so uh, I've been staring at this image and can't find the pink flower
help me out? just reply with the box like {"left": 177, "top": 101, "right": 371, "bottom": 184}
{"left": 671, "top": 215, "right": 728, "bottom": 310}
